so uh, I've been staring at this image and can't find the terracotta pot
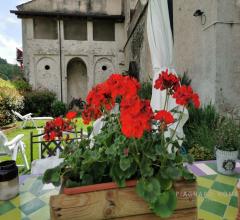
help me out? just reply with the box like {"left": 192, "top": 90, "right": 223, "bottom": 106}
{"left": 63, "top": 180, "right": 137, "bottom": 195}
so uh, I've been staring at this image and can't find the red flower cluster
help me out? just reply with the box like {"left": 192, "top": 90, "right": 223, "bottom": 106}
{"left": 66, "top": 111, "right": 77, "bottom": 120}
{"left": 44, "top": 117, "right": 72, "bottom": 141}
{"left": 154, "top": 69, "right": 180, "bottom": 94}
{"left": 173, "top": 85, "right": 200, "bottom": 108}
{"left": 120, "top": 96, "right": 153, "bottom": 138}
{"left": 44, "top": 111, "right": 77, "bottom": 141}
{"left": 154, "top": 110, "right": 174, "bottom": 125}
{"left": 82, "top": 74, "right": 140, "bottom": 125}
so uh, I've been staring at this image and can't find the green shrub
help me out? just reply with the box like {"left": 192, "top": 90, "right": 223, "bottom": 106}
{"left": 215, "top": 118, "right": 240, "bottom": 151}
{"left": 51, "top": 100, "right": 67, "bottom": 117}
{"left": 23, "top": 90, "right": 56, "bottom": 116}
{"left": 184, "top": 104, "right": 220, "bottom": 153}
{"left": 12, "top": 79, "right": 32, "bottom": 93}
{"left": 189, "top": 145, "right": 215, "bottom": 161}
{"left": 0, "top": 78, "right": 15, "bottom": 89}
{"left": 0, "top": 80, "right": 24, "bottom": 127}
{"left": 138, "top": 81, "right": 152, "bottom": 100}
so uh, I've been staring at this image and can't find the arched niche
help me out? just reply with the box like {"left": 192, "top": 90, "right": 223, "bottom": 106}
{"left": 67, "top": 57, "right": 88, "bottom": 103}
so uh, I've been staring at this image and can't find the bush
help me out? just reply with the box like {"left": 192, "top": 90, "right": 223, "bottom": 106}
{"left": 12, "top": 79, "right": 32, "bottom": 93}
{"left": 0, "top": 80, "right": 24, "bottom": 127}
{"left": 189, "top": 145, "right": 215, "bottom": 161}
{"left": 184, "top": 104, "right": 220, "bottom": 154}
{"left": 23, "top": 90, "right": 56, "bottom": 116}
{"left": 51, "top": 100, "right": 67, "bottom": 117}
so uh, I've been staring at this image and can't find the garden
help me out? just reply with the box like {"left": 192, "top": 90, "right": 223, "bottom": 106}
{"left": 1, "top": 71, "right": 240, "bottom": 219}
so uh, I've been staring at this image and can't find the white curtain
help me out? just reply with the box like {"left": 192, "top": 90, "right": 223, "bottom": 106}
{"left": 147, "top": 0, "right": 189, "bottom": 149}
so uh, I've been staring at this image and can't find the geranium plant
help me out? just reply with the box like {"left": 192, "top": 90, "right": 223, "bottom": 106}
{"left": 43, "top": 70, "right": 200, "bottom": 218}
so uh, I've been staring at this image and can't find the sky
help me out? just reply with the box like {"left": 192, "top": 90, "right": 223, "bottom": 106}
{"left": 0, "top": 0, "right": 29, "bottom": 64}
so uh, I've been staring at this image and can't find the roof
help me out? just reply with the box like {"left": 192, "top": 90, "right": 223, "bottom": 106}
{"left": 10, "top": 10, "right": 125, "bottom": 22}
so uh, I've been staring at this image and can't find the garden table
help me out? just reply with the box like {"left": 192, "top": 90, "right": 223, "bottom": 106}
{"left": 0, "top": 161, "right": 239, "bottom": 220}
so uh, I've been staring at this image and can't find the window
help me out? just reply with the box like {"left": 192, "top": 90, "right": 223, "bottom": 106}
{"left": 34, "top": 17, "right": 58, "bottom": 39}
{"left": 64, "top": 19, "right": 87, "bottom": 41}
{"left": 93, "top": 20, "right": 115, "bottom": 41}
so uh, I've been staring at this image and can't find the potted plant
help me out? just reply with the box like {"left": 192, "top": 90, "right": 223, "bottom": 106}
{"left": 215, "top": 118, "right": 240, "bottom": 175}
{"left": 43, "top": 70, "right": 200, "bottom": 219}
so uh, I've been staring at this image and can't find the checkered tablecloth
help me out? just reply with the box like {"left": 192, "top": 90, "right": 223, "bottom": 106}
{"left": 0, "top": 161, "right": 239, "bottom": 220}
{"left": 0, "top": 176, "right": 59, "bottom": 220}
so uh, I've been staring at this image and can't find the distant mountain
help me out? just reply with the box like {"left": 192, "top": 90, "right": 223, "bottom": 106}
{"left": 0, "top": 58, "right": 23, "bottom": 80}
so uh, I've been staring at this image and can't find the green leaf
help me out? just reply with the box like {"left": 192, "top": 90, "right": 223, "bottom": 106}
{"left": 165, "top": 167, "right": 182, "bottom": 180}
{"left": 140, "top": 157, "right": 153, "bottom": 177}
{"left": 120, "top": 157, "right": 132, "bottom": 171}
{"left": 42, "top": 166, "right": 61, "bottom": 186}
{"left": 152, "top": 189, "right": 177, "bottom": 218}
{"left": 155, "top": 144, "right": 165, "bottom": 155}
{"left": 136, "top": 178, "right": 161, "bottom": 203}
{"left": 182, "top": 168, "right": 196, "bottom": 181}
{"left": 159, "top": 178, "right": 173, "bottom": 191}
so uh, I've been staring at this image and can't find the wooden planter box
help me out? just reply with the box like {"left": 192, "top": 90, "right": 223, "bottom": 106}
{"left": 50, "top": 180, "right": 197, "bottom": 220}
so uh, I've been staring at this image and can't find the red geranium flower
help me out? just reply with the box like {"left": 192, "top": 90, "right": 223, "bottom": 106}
{"left": 173, "top": 85, "right": 200, "bottom": 108}
{"left": 120, "top": 99, "right": 153, "bottom": 139}
{"left": 154, "top": 69, "right": 180, "bottom": 94}
{"left": 54, "top": 117, "right": 64, "bottom": 127}
{"left": 66, "top": 111, "right": 77, "bottom": 120}
{"left": 154, "top": 110, "right": 174, "bottom": 125}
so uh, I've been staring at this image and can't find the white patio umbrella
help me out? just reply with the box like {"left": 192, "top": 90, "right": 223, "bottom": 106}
{"left": 147, "top": 0, "right": 189, "bottom": 150}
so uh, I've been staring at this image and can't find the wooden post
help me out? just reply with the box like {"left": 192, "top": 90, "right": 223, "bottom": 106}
{"left": 237, "top": 180, "right": 240, "bottom": 220}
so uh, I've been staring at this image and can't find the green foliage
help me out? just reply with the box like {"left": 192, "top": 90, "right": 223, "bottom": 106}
{"left": 0, "top": 79, "right": 24, "bottom": 127}
{"left": 180, "top": 72, "right": 192, "bottom": 86}
{"left": 23, "top": 90, "right": 56, "bottom": 116}
{"left": 138, "top": 81, "right": 152, "bottom": 100}
{"left": 43, "top": 114, "right": 195, "bottom": 218}
{"left": 51, "top": 100, "right": 67, "bottom": 117}
{"left": 12, "top": 79, "right": 32, "bottom": 93}
{"left": 42, "top": 165, "right": 62, "bottom": 186}
{"left": 215, "top": 118, "right": 240, "bottom": 151}
{"left": 189, "top": 145, "right": 215, "bottom": 161}
{"left": 0, "top": 57, "right": 23, "bottom": 80}
{"left": 184, "top": 104, "right": 220, "bottom": 154}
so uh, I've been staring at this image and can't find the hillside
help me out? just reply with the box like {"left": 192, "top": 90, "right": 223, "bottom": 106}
{"left": 0, "top": 58, "right": 23, "bottom": 80}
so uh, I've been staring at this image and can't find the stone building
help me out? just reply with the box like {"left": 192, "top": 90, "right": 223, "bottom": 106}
{"left": 11, "top": 0, "right": 126, "bottom": 103}
{"left": 12, "top": 0, "right": 240, "bottom": 115}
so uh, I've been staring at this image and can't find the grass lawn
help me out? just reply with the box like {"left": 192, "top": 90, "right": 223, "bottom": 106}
{"left": 1, "top": 118, "right": 88, "bottom": 172}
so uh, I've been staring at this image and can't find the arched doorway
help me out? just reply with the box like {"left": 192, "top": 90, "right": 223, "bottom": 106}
{"left": 67, "top": 58, "right": 87, "bottom": 103}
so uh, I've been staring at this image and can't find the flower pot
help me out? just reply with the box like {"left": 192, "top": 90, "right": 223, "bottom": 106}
{"left": 216, "top": 148, "right": 238, "bottom": 175}
{"left": 50, "top": 180, "right": 197, "bottom": 220}
{"left": 0, "top": 160, "right": 19, "bottom": 200}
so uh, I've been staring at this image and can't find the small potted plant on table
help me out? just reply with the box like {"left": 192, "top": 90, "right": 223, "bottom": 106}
{"left": 43, "top": 70, "right": 200, "bottom": 219}
{"left": 215, "top": 118, "right": 240, "bottom": 175}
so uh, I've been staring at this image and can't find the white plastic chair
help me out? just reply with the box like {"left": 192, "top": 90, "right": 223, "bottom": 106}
{"left": 0, "top": 131, "right": 29, "bottom": 170}
{"left": 11, "top": 110, "right": 53, "bottom": 129}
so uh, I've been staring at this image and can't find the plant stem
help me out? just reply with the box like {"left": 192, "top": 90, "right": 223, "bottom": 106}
{"left": 165, "top": 107, "right": 185, "bottom": 149}
{"left": 163, "top": 89, "right": 169, "bottom": 111}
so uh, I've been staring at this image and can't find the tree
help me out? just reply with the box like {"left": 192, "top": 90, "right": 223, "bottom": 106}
{"left": 0, "top": 57, "right": 23, "bottom": 80}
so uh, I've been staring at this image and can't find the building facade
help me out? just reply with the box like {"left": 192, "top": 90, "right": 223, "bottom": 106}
{"left": 12, "top": 0, "right": 240, "bottom": 116}
{"left": 12, "top": 0, "right": 126, "bottom": 103}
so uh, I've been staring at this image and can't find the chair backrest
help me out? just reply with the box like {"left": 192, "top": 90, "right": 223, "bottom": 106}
{"left": 0, "top": 131, "right": 9, "bottom": 154}
{"left": 11, "top": 110, "right": 24, "bottom": 120}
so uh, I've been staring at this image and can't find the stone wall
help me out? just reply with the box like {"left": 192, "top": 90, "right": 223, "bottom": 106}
{"left": 124, "top": 0, "right": 152, "bottom": 82}
{"left": 20, "top": 0, "right": 125, "bottom": 103}
{"left": 173, "top": 0, "right": 240, "bottom": 115}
